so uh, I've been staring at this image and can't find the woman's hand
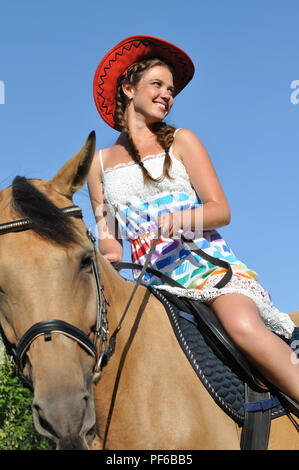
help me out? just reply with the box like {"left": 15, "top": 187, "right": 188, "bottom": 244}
{"left": 103, "top": 252, "right": 122, "bottom": 263}
{"left": 157, "top": 212, "right": 182, "bottom": 239}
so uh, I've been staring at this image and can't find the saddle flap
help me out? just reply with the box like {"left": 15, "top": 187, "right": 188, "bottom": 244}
{"left": 156, "top": 289, "right": 266, "bottom": 391}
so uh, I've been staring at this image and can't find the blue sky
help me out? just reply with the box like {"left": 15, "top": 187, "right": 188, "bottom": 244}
{"left": 1, "top": 1, "right": 299, "bottom": 313}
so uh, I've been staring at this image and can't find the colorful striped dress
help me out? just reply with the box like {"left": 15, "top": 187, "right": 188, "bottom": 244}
{"left": 99, "top": 133, "right": 295, "bottom": 339}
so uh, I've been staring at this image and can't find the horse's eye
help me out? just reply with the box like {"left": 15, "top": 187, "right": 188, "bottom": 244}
{"left": 80, "top": 255, "right": 93, "bottom": 271}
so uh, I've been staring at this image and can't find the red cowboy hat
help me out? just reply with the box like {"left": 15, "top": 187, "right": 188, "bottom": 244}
{"left": 93, "top": 35, "right": 195, "bottom": 130}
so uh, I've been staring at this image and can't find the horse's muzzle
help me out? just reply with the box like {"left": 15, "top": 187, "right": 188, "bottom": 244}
{"left": 32, "top": 389, "right": 96, "bottom": 450}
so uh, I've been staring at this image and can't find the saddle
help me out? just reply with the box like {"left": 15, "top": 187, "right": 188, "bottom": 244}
{"left": 113, "top": 260, "right": 298, "bottom": 449}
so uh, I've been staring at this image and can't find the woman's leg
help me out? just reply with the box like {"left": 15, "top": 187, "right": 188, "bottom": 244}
{"left": 209, "top": 293, "right": 299, "bottom": 403}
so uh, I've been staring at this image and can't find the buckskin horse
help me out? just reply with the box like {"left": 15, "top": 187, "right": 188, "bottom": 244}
{"left": 0, "top": 132, "right": 298, "bottom": 450}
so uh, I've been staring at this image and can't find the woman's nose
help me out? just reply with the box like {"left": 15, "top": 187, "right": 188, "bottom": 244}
{"left": 162, "top": 92, "right": 171, "bottom": 101}
{"left": 160, "top": 87, "right": 172, "bottom": 100}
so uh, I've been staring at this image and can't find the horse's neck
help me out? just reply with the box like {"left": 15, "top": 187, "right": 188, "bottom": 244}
{"left": 98, "top": 254, "right": 133, "bottom": 325}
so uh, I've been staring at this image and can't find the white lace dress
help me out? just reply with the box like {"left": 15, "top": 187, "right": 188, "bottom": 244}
{"left": 99, "top": 144, "right": 295, "bottom": 339}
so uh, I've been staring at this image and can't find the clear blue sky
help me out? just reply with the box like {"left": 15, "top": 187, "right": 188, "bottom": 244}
{"left": 1, "top": 1, "right": 299, "bottom": 313}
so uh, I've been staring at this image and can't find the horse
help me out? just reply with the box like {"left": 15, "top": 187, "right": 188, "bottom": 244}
{"left": 0, "top": 132, "right": 298, "bottom": 450}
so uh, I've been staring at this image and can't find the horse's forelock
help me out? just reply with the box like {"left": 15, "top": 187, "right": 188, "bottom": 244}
{"left": 11, "top": 176, "right": 79, "bottom": 245}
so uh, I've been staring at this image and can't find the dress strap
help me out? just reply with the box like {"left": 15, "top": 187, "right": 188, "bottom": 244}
{"left": 169, "top": 128, "right": 182, "bottom": 155}
{"left": 98, "top": 149, "right": 105, "bottom": 177}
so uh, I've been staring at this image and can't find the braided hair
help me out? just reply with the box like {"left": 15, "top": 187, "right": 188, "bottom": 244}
{"left": 114, "top": 58, "right": 176, "bottom": 184}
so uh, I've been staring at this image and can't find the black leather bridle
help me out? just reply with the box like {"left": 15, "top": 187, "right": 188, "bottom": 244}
{"left": 0, "top": 203, "right": 233, "bottom": 392}
{"left": 0, "top": 202, "right": 236, "bottom": 450}
{"left": 0, "top": 205, "right": 110, "bottom": 389}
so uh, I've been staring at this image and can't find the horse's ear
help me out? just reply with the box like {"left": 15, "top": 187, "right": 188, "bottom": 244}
{"left": 50, "top": 131, "right": 96, "bottom": 197}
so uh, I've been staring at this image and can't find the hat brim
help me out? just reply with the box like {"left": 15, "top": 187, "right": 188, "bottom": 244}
{"left": 93, "top": 35, "right": 195, "bottom": 130}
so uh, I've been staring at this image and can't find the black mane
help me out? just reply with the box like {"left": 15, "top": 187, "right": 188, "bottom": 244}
{"left": 11, "top": 176, "right": 78, "bottom": 245}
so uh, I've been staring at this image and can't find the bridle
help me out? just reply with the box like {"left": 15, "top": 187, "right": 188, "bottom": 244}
{"left": 0, "top": 203, "right": 233, "bottom": 391}
{"left": 0, "top": 202, "right": 235, "bottom": 449}
{"left": 0, "top": 205, "right": 110, "bottom": 390}
{"left": 0, "top": 202, "right": 165, "bottom": 392}
{"left": 0, "top": 202, "right": 167, "bottom": 451}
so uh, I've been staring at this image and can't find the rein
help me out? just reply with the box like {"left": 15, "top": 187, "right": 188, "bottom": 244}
{"left": 101, "top": 230, "right": 233, "bottom": 380}
{"left": 112, "top": 232, "right": 233, "bottom": 289}
{"left": 98, "top": 226, "right": 164, "bottom": 374}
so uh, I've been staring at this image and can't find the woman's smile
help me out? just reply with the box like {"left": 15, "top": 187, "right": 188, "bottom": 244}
{"left": 153, "top": 100, "right": 168, "bottom": 112}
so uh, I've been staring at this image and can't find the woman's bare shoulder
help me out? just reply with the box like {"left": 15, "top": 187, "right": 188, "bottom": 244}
{"left": 91, "top": 144, "right": 119, "bottom": 175}
{"left": 172, "top": 128, "right": 206, "bottom": 162}
{"left": 174, "top": 128, "right": 204, "bottom": 145}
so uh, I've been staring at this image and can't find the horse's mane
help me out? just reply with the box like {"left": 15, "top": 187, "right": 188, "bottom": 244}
{"left": 11, "top": 176, "right": 78, "bottom": 245}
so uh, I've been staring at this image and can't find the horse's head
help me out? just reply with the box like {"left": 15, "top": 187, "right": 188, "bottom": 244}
{"left": 0, "top": 132, "right": 102, "bottom": 449}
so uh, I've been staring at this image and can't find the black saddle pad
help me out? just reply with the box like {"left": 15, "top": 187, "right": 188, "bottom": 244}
{"left": 149, "top": 286, "right": 289, "bottom": 426}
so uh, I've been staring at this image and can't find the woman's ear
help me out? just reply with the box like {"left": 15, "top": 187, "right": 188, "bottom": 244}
{"left": 121, "top": 83, "right": 135, "bottom": 100}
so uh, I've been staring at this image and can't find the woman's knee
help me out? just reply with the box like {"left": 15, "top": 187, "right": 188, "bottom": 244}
{"left": 210, "top": 294, "right": 263, "bottom": 347}
{"left": 230, "top": 313, "right": 261, "bottom": 346}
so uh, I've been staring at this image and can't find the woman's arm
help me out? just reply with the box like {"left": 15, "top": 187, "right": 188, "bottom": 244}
{"left": 159, "top": 129, "right": 231, "bottom": 237}
{"left": 87, "top": 151, "right": 123, "bottom": 262}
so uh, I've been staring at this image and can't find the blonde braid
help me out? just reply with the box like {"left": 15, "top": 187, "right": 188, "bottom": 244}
{"left": 114, "top": 78, "right": 127, "bottom": 132}
{"left": 151, "top": 122, "right": 176, "bottom": 181}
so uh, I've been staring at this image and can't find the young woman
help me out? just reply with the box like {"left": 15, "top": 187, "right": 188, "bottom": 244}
{"left": 88, "top": 35, "right": 299, "bottom": 414}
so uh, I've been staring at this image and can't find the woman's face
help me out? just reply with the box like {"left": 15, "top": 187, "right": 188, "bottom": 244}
{"left": 125, "top": 65, "right": 175, "bottom": 124}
